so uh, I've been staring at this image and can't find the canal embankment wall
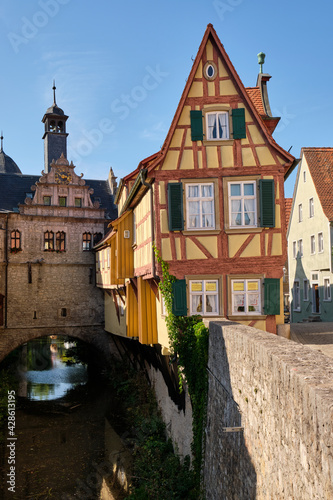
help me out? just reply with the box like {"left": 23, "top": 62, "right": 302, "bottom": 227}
{"left": 204, "top": 320, "right": 333, "bottom": 500}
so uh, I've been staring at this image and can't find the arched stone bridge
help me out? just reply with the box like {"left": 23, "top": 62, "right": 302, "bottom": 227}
{"left": 0, "top": 325, "right": 117, "bottom": 364}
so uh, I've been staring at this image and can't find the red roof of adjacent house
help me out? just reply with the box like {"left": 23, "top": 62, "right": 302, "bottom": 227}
{"left": 285, "top": 198, "right": 293, "bottom": 229}
{"left": 302, "top": 147, "right": 333, "bottom": 222}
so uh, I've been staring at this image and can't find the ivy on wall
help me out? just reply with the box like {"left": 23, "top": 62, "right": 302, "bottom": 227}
{"left": 154, "top": 246, "right": 209, "bottom": 484}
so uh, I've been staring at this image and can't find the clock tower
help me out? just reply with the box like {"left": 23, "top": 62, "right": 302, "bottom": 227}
{"left": 42, "top": 82, "right": 68, "bottom": 173}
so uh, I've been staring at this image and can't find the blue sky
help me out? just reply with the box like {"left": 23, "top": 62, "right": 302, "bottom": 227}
{"left": 0, "top": 0, "right": 332, "bottom": 198}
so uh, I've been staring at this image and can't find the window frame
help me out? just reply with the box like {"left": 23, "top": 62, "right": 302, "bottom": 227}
{"left": 293, "top": 280, "right": 301, "bottom": 311}
{"left": 303, "top": 279, "right": 309, "bottom": 301}
{"left": 298, "top": 203, "right": 303, "bottom": 222}
{"left": 74, "top": 198, "right": 82, "bottom": 208}
{"left": 189, "top": 278, "right": 219, "bottom": 316}
{"left": 323, "top": 277, "right": 331, "bottom": 301}
{"left": 318, "top": 232, "right": 324, "bottom": 253}
{"left": 59, "top": 196, "right": 67, "bottom": 207}
{"left": 205, "top": 110, "right": 230, "bottom": 141}
{"left": 309, "top": 198, "right": 314, "bottom": 218}
{"left": 298, "top": 239, "right": 303, "bottom": 257}
{"left": 83, "top": 232, "right": 92, "bottom": 251}
{"left": 55, "top": 231, "right": 66, "bottom": 251}
{"left": 10, "top": 230, "right": 21, "bottom": 250}
{"left": 230, "top": 278, "right": 262, "bottom": 316}
{"left": 185, "top": 182, "right": 216, "bottom": 231}
{"left": 43, "top": 196, "right": 51, "bottom": 206}
{"left": 228, "top": 180, "right": 257, "bottom": 229}
{"left": 310, "top": 234, "right": 316, "bottom": 255}
{"left": 44, "top": 230, "right": 54, "bottom": 251}
{"left": 292, "top": 240, "right": 297, "bottom": 259}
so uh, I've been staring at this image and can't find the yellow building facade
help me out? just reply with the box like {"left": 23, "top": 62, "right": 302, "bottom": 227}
{"left": 95, "top": 24, "right": 296, "bottom": 351}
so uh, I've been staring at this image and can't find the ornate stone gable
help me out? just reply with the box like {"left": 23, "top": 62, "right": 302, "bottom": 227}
{"left": 20, "top": 154, "right": 105, "bottom": 219}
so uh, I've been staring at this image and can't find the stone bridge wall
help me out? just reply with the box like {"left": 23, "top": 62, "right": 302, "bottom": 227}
{"left": 204, "top": 321, "right": 333, "bottom": 500}
{"left": 0, "top": 325, "right": 118, "bottom": 364}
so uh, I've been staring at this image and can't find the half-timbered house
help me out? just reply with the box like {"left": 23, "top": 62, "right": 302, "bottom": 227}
{"left": 95, "top": 24, "right": 296, "bottom": 351}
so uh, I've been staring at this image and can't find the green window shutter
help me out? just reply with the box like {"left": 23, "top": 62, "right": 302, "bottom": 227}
{"left": 232, "top": 108, "right": 246, "bottom": 139}
{"left": 168, "top": 183, "right": 184, "bottom": 231}
{"left": 172, "top": 279, "right": 187, "bottom": 316}
{"left": 264, "top": 278, "right": 280, "bottom": 315}
{"left": 259, "top": 179, "right": 275, "bottom": 227}
{"left": 190, "top": 110, "right": 203, "bottom": 141}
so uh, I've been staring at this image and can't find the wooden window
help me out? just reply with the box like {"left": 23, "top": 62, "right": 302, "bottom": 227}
{"left": 292, "top": 241, "right": 297, "bottom": 259}
{"left": 318, "top": 232, "right": 324, "bottom": 253}
{"left": 186, "top": 183, "right": 215, "bottom": 230}
{"left": 56, "top": 231, "right": 66, "bottom": 251}
{"left": 75, "top": 198, "right": 82, "bottom": 207}
{"left": 189, "top": 279, "right": 219, "bottom": 316}
{"left": 44, "top": 231, "right": 54, "bottom": 250}
{"left": 10, "top": 230, "right": 21, "bottom": 250}
{"left": 83, "top": 232, "right": 91, "bottom": 251}
{"left": 309, "top": 198, "right": 314, "bottom": 218}
{"left": 43, "top": 196, "right": 51, "bottom": 206}
{"left": 303, "top": 280, "right": 309, "bottom": 301}
{"left": 59, "top": 196, "right": 67, "bottom": 207}
{"left": 298, "top": 204, "right": 303, "bottom": 222}
{"left": 298, "top": 239, "right": 303, "bottom": 257}
{"left": 229, "top": 181, "right": 257, "bottom": 227}
{"left": 293, "top": 280, "right": 300, "bottom": 311}
{"left": 231, "top": 278, "right": 261, "bottom": 315}
{"left": 206, "top": 111, "right": 229, "bottom": 140}
{"left": 323, "top": 278, "right": 331, "bottom": 301}
{"left": 310, "top": 235, "right": 316, "bottom": 254}
{"left": 168, "top": 183, "right": 184, "bottom": 231}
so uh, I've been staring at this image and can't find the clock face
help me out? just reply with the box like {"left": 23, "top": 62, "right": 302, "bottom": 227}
{"left": 55, "top": 170, "right": 72, "bottom": 184}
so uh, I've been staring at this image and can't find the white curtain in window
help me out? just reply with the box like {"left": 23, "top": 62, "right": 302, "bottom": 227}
{"left": 218, "top": 113, "right": 228, "bottom": 138}
{"left": 207, "top": 114, "right": 217, "bottom": 139}
{"left": 192, "top": 295, "right": 202, "bottom": 313}
{"left": 206, "top": 295, "right": 217, "bottom": 313}
{"left": 202, "top": 201, "right": 213, "bottom": 227}
{"left": 244, "top": 199, "right": 255, "bottom": 226}
{"left": 231, "top": 200, "right": 241, "bottom": 225}
{"left": 188, "top": 185, "right": 199, "bottom": 198}
{"left": 201, "top": 184, "right": 212, "bottom": 198}
{"left": 188, "top": 201, "right": 199, "bottom": 227}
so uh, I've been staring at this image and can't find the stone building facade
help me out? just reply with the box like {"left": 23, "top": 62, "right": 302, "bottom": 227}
{"left": 0, "top": 89, "right": 117, "bottom": 334}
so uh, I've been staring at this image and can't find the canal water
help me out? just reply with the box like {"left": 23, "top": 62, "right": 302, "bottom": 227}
{"left": 0, "top": 336, "right": 131, "bottom": 499}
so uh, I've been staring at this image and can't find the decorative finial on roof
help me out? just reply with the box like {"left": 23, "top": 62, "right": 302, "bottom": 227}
{"left": 257, "top": 52, "right": 265, "bottom": 74}
{"left": 53, "top": 80, "right": 56, "bottom": 105}
{"left": 0, "top": 131, "right": 3, "bottom": 153}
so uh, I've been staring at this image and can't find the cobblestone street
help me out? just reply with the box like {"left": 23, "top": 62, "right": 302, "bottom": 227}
{"left": 290, "top": 322, "right": 333, "bottom": 358}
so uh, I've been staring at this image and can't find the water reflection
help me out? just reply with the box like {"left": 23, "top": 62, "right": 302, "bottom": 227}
{"left": 17, "top": 336, "right": 88, "bottom": 401}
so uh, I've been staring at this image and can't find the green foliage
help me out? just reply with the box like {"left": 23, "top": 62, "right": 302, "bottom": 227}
{"left": 154, "top": 246, "right": 209, "bottom": 485}
{"left": 109, "top": 361, "right": 197, "bottom": 499}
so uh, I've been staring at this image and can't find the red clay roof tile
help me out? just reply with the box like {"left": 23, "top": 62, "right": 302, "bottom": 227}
{"left": 302, "top": 148, "right": 333, "bottom": 221}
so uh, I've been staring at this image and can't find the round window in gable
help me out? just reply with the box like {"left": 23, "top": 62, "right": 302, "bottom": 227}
{"left": 204, "top": 61, "right": 217, "bottom": 81}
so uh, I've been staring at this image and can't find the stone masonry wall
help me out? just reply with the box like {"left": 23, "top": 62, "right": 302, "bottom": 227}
{"left": 204, "top": 321, "right": 333, "bottom": 500}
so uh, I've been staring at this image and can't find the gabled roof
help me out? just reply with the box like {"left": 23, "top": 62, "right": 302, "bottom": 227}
{"left": 285, "top": 198, "right": 293, "bottom": 229}
{"left": 302, "top": 147, "right": 333, "bottom": 221}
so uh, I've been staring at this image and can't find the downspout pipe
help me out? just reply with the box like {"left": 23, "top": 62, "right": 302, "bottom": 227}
{"left": 139, "top": 171, "right": 156, "bottom": 278}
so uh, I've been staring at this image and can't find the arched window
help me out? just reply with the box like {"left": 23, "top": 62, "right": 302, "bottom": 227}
{"left": 93, "top": 232, "right": 103, "bottom": 245}
{"left": 49, "top": 120, "right": 56, "bottom": 132}
{"left": 83, "top": 232, "right": 91, "bottom": 251}
{"left": 44, "top": 231, "right": 54, "bottom": 250}
{"left": 57, "top": 121, "right": 63, "bottom": 133}
{"left": 10, "top": 230, "right": 21, "bottom": 250}
{"left": 56, "top": 231, "right": 66, "bottom": 251}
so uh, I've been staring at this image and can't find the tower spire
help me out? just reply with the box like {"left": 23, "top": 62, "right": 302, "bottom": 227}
{"left": 53, "top": 80, "right": 56, "bottom": 105}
